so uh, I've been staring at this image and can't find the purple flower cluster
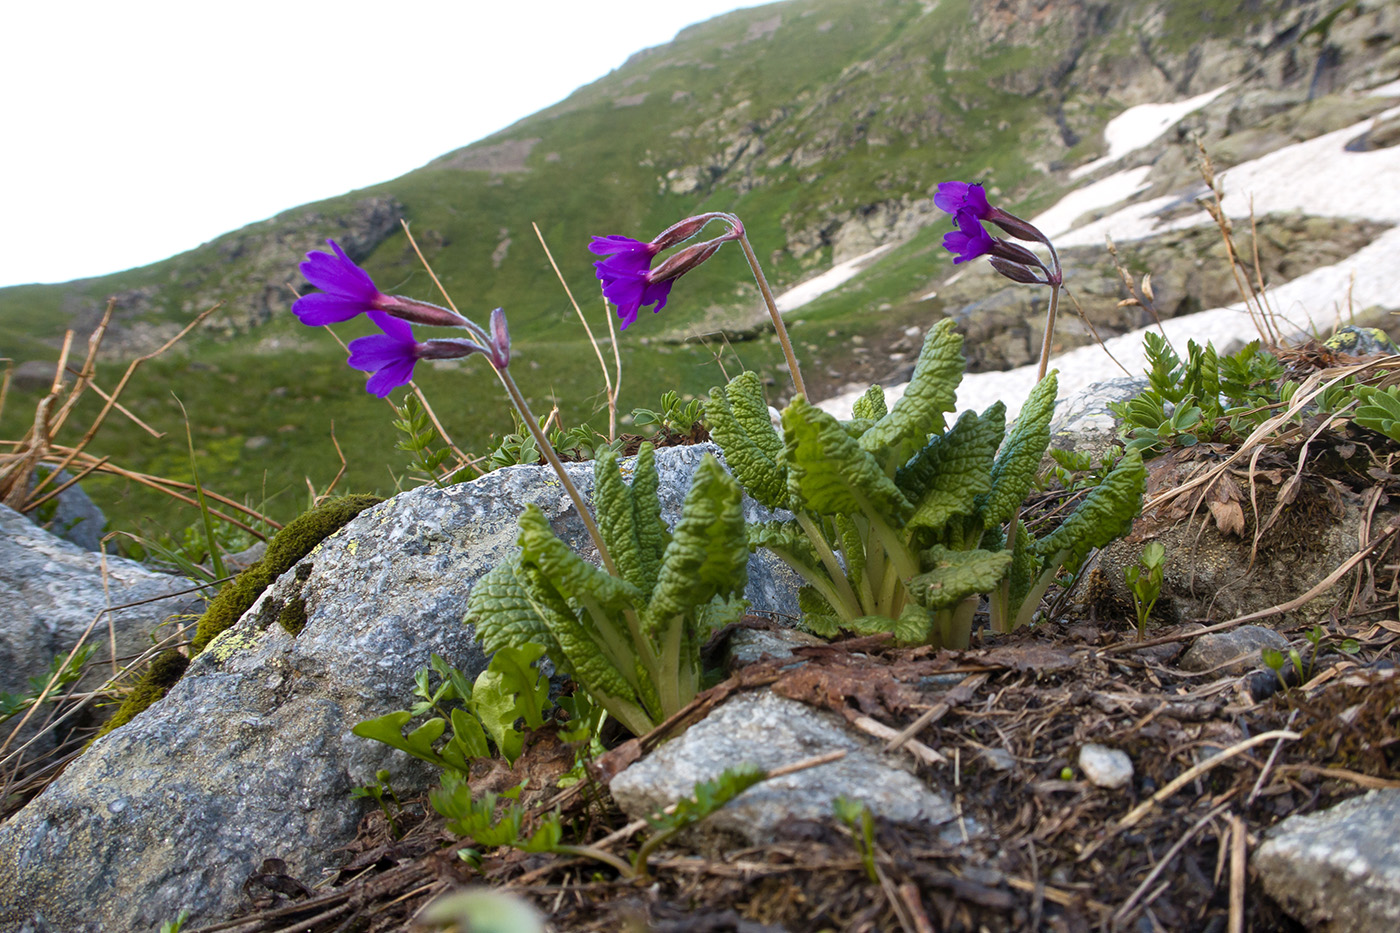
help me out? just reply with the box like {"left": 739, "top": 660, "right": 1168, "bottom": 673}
{"left": 935, "top": 182, "right": 1059, "bottom": 286}
{"left": 293, "top": 240, "right": 509, "bottom": 397}
{"left": 589, "top": 213, "right": 742, "bottom": 329}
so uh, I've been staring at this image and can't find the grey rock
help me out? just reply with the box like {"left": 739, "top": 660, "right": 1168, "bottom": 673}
{"left": 24, "top": 468, "right": 107, "bottom": 551}
{"left": 0, "top": 444, "right": 801, "bottom": 932}
{"left": 1048, "top": 376, "right": 1145, "bottom": 462}
{"left": 1078, "top": 744, "right": 1133, "bottom": 790}
{"left": 609, "top": 691, "right": 962, "bottom": 846}
{"left": 1178, "top": 625, "right": 1289, "bottom": 675}
{"left": 723, "top": 627, "right": 826, "bottom": 671}
{"left": 1255, "top": 789, "right": 1400, "bottom": 931}
{"left": 0, "top": 503, "right": 201, "bottom": 705}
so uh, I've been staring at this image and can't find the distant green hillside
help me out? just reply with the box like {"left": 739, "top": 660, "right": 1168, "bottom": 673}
{"left": 0, "top": 0, "right": 1340, "bottom": 533}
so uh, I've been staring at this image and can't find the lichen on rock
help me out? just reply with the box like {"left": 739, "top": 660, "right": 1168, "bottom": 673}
{"left": 188, "top": 494, "right": 381, "bottom": 656}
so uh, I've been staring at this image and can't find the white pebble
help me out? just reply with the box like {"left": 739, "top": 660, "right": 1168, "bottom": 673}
{"left": 1079, "top": 743, "right": 1134, "bottom": 789}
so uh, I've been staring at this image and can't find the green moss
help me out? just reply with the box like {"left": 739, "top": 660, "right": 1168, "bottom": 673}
{"left": 188, "top": 493, "right": 382, "bottom": 656}
{"left": 277, "top": 595, "right": 309, "bottom": 637}
{"left": 90, "top": 649, "right": 189, "bottom": 742}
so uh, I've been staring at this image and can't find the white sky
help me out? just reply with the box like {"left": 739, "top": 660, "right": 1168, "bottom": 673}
{"left": 0, "top": 0, "right": 764, "bottom": 288}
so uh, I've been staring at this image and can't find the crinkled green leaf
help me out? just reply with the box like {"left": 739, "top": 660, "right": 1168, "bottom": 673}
{"left": 981, "top": 373, "right": 1057, "bottom": 527}
{"left": 852, "top": 384, "right": 888, "bottom": 421}
{"left": 705, "top": 371, "right": 788, "bottom": 510}
{"left": 782, "top": 396, "right": 913, "bottom": 522}
{"left": 845, "top": 615, "right": 897, "bottom": 635}
{"left": 1033, "top": 449, "right": 1146, "bottom": 569}
{"left": 909, "top": 545, "right": 1013, "bottom": 610}
{"left": 748, "top": 520, "right": 823, "bottom": 570}
{"left": 464, "top": 555, "right": 566, "bottom": 659}
{"left": 695, "top": 594, "right": 749, "bottom": 637}
{"left": 834, "top": 514, "right": 866, "bottom": 588}
{"left": 901, "top": 405, "right": 1005, "bottom": 533}
{"left": 641, "top": 455, "right": 749, "bottom": 641}
{"left": 859, "top": 319, "right": 964, "bottom": 463}
{"left": 1007, "top": 520, "right": 1039, "bottom": 615}
{"left": 893, "top": 602, "right": 933, "bottom": 645}
{"left": 594, "top": 444, "right": 669, "bottom": 593}
{"left": 798, "top": 586, "right": 842, "bottom": 638}
{"left": 517, "top": 504, "right": 642, "bottom": 610}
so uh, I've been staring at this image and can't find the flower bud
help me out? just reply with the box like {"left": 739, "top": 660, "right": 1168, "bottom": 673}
{"left": 990, "top": 239, "right": 1044, "bottom": 268}
{"left": 489, "top": 307, "right": 511, "bottom": 370}
{"left": 375, "top": 294, "right": 471, "bottom": 329}
{"left": 987, "top": 208, "right": 1050, "bottom": 245}
{"left": 650, "top": 212, "right": 732, "bottom": 251}
{"left": 649, "top": 238, "right": 726, "bottom": 283}
{"left": 418, "top": 338, "right": 490, "bottom": 360}
{"left": 989, "top": 257, "right": 1046, "bottom": 285}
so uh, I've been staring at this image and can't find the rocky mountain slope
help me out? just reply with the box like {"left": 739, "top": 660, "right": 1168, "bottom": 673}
{"left": 2, "top": 0, "right": 1396, "bottom": 526}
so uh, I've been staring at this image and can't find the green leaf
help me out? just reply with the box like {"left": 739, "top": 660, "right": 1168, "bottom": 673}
{"left": 475, "top": 643, "right": 551, "bottom": 732}
{"left": 352, "top": 711, "right": 450, "bottom": 768}
{"left": 642, "top": 455, "right": 750, "bottom": 643}
{"left": 449, "top": 707, "right": 491, "bottom": 761}
{"left": 797, "top": 586, "right": 843, "bottom": 637}
{"left": 782, "top": 396, "right": 913, "bottom": 522}
{"left": 909, "top": 545, "right": 1014, "bottom": 610}
{"left": 1033, "top": 449, "right": 1147, "bottom": 570}
{"left": 517, "top": 504, "right": 642, "bottom": 610}
{"left": 851, "top": 384, "right": 888, "bottom": 420}
{"left": 594, "top": 444, "right": 670, "bottom": 593}
{"left": 893, "top": 603, "right": 934, "bottom": 645}
{"left": 981, "top": 373, "right": 1057, "bottom": 527}
{"left": 859, "top": 319, "right": 964, "bottom": 464}
{"left": 748, "top": 520, "right": 824, "bottom": 571}
{"left": 646, "top": 764, "right": 768, "bottom": 833}
{"left": 901, "top": 405, "right": 1005, "bottom": 533}
{"left": 465, "top": 556, "right": 567, "bottom": 659}
{"left": 704, "top": 371, "right": 789, "bottom": 510}
{"left": 834, "top": 514, "right": 866, "bottom": 587}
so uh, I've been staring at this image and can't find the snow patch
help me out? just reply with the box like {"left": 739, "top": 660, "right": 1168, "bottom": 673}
{"left": 820, "top": 102, "right": 1400, "bottom": 423}
{"left": 775, "top": 242, "right": 896, "bottom": 313}
{"left": 1069, "top": 85, "right": 1231, "bottom": 179}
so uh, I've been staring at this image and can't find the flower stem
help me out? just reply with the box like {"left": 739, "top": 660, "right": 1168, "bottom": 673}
{"left": 1036, "top": 281, "right": 1061, "bottom": 383}
{"left": 493, "top": 367, "right": 618, "bottom": 578}
{"left": 737, "top": 233, "right": 807, "bottom": 399}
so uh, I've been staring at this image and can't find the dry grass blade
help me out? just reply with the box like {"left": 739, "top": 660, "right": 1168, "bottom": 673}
{"left": 1110, "top": 801, "right": 1232, "bottom": 928}
{"left": 533, "top": 221, "right": 619, "bottom": 441}
{"left": 1115, "top": 731, "right": 1299, "bottom": 833}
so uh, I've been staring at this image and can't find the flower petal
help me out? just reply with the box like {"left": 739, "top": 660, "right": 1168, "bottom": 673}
{"left": 588, "top": 234, "right": 653, "bottom": 257}
{"left": 293, "top": 292, "right": 371, "bottom": 326}
{"left": 364, "top": 358, "right": 417, "bottom": 397}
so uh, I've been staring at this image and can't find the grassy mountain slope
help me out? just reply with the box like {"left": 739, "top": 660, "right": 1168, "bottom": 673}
{"left": 0, "top": 0, "right": 1340, "bottom": 532}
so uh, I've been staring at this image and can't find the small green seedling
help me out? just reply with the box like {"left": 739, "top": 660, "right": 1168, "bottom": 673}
{"left": 1123, "top": 541, "right": 1166, "bottom": 640}
{"left": 832, "top": 796, "right": 879, "bottom": 883}
{"left": 350, "top": 769, "right": 404, "bottom": 837}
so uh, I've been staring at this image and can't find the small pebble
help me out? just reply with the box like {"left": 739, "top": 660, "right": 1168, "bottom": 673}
{"left": 1079, "top": 743, "right": 1134, "bottom": 789}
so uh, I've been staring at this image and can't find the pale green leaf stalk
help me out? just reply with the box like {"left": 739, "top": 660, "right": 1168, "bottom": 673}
{"left": 705, "top": 320, "right": 1148, "bottom": 648}
{"left": 467, "top": 444, "right": 748, "bottom": 736}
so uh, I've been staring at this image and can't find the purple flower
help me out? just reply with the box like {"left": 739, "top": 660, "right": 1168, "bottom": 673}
{"left": 934, "top": 182, "right": 991, "bottom": 220}
{"left": 347, "top": 312, "right": 422, "bottom": 397}
{"left": 294, "top": 241, "right": 388, "bottom": 326}
{"left": 942, "top": 210, "right": 996, "bottom": 264}
{"left": 589, "top": 235, "right": 674, "bottom": 329}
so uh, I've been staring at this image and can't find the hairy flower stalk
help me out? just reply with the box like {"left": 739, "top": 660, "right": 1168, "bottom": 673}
{"left": 296, "top": 241, "right": 617, "bottom": 577}
{"left": 936, "top": 182, "right": 1063, "bottom": 381}
{"left": 592, "top": 213, "right": 807, "bottom": 398}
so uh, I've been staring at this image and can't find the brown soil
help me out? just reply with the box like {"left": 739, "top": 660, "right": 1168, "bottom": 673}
{"left": 196, "top": 611, "right": 1397, "bottom": 933}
